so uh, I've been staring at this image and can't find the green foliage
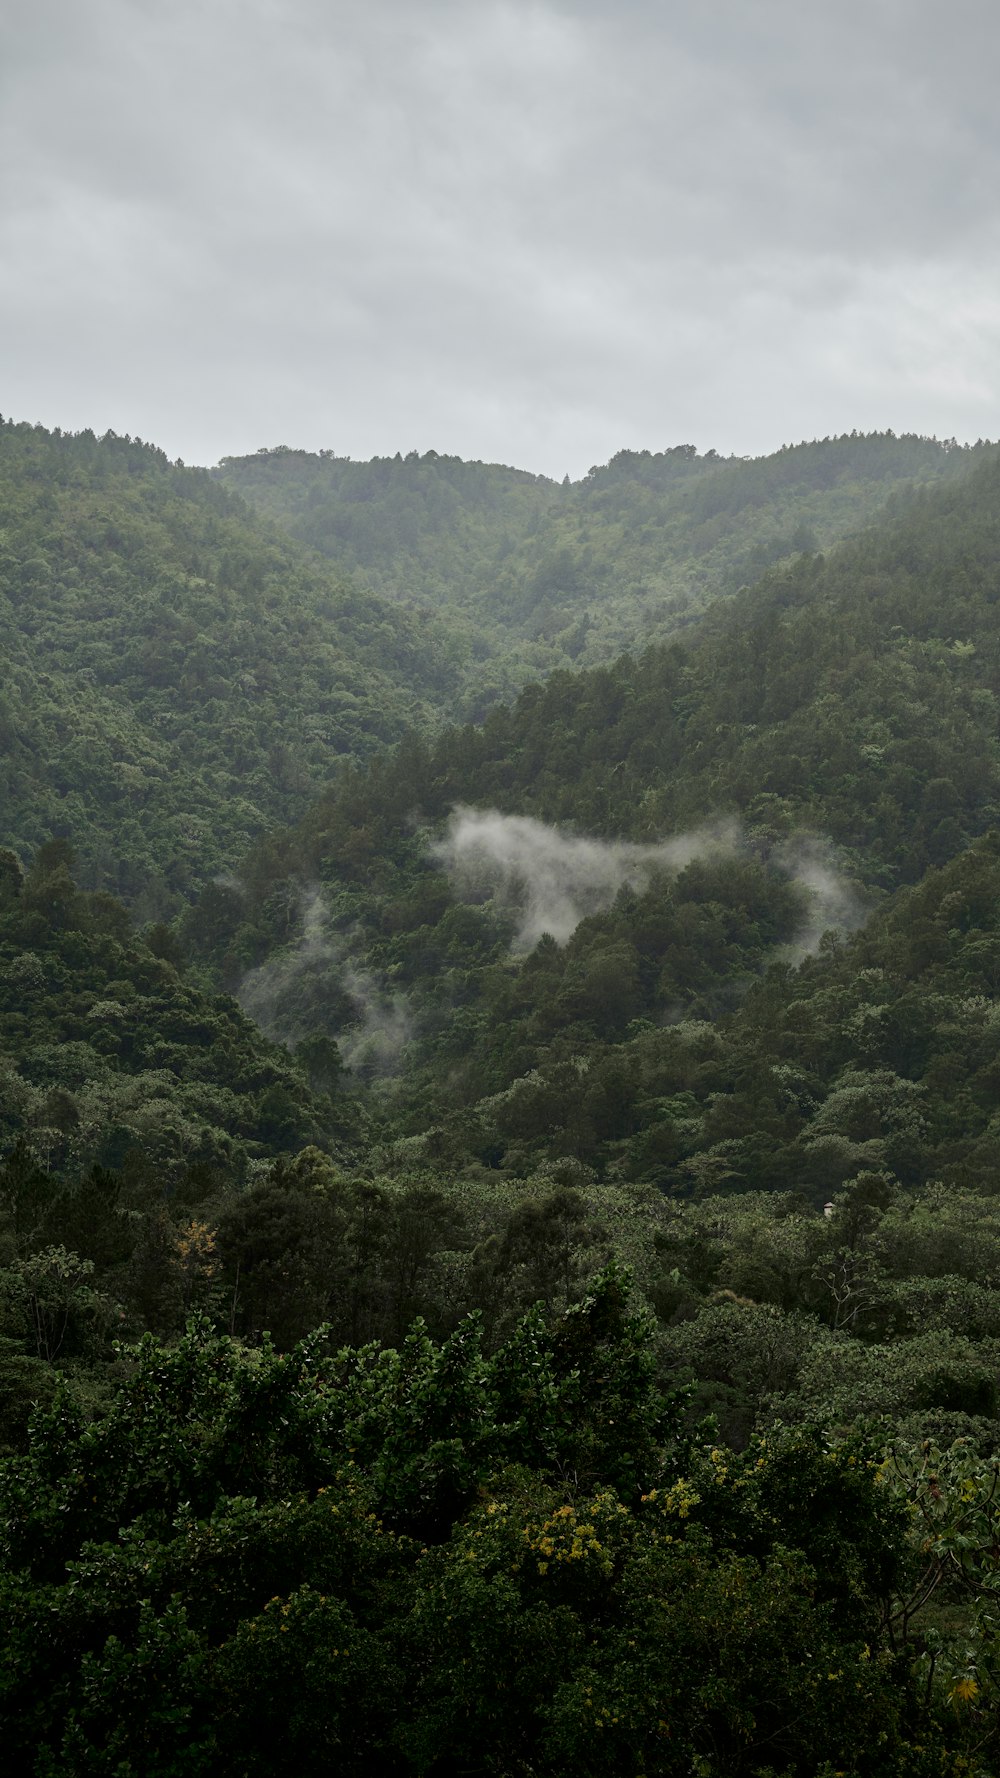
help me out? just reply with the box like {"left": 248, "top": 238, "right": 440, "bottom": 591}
{"left": 218, "top": 432, "right": 985, "bottom": 702}
{"left": 9, "top": 420, "right": 1000, "bottom": 1770}
{"left": 0, "top": 420, "right": 462, "bottom": 909}
{"left": 0, "top": 1303, "right": 978, "bottom": 1776}
{"left": 183, "top": 448, "right": 1000, "bottom": 1192}
{"left": 0, "top": 864, "right": 340, "bottom": 1189}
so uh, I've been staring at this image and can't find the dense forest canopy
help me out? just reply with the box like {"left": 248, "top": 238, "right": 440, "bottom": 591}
{"left": 217, "top": 429, "right": 989, "bottom": 710}
{"left": 0, "top": 419, "right": 468, "bottom": 915}
{"left": 5, "top": 416, "right": 1000, "bottom": 1771}
{"left": 187, "top": 446, "right": 1000, "bottom": 1177}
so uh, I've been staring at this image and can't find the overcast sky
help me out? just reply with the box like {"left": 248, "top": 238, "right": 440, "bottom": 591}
{"left": 3, "top": 0, "right": 999, "bottom": 478}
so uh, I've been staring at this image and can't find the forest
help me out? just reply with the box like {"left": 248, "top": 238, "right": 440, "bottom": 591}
{"left": 4, "top": 416, "right": 1000, "bottom": 1772}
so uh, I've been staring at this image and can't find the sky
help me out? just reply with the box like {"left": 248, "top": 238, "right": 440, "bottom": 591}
{"left": 3, "top": 0, "right": 1000, "bottom": 479}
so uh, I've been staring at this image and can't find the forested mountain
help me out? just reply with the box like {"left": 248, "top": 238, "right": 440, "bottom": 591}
{"left": 194, "top": 444, "right": 1000, "bottom": 1161}
{"left": 8, "top": 419, "right": 1000, "bottom": 1772}
{"left": 217, "top": 431, "right": 988, "bottom": 710}
{"left": 0, "top": 420, "right": 467, "bottom": 916}
{"left": 2, "top": 420, "right": 983, "bottom": 919}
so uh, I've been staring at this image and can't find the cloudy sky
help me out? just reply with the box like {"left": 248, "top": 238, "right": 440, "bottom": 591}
{"left": 3, "top": 0, "right": 999, "bottom": 477}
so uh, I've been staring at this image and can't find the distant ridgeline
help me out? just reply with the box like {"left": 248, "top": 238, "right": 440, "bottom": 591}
{"left": 0, "top": 419, "right": 989, "bottom": 914}
{"left": 217, "top": 430, "right": 989, "bottom": 712}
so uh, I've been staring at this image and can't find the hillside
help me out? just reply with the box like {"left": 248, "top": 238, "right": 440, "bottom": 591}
{"left": 0, "top": 839, "right": 352, "bottom": 1182}
{"left": 187, "top": 445, "right": 1000, "bottom": 1149}
{"left": 0, "top": 421, "right": 466, "bottom": 915}
{"left": 8, "top": 424, "right": 1000, "bottom": 1769}
{"left": 217, "top": 431, "right": 989, "bottom": 711}
{"left": 2, "top": 421, "right": 988, "bottom": 917}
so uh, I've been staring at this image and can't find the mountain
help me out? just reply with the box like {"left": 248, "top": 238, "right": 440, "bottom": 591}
{"left": 6, "top": 419, "right": 1000, "bottom": 1770}
{"left": 2, "top": 421, "right": 988, "bottom": 916}
{"left": 0, "top": 420, "right": 467, "bottom": 917}
{"left": 189, "top": 444, "right": 1000, "bottom": 1182}
{"left": 8, "top": 415, "right": 1000, "bottom": 1218}
{"left": 216, "top": 431, "right": 989, "bottom": 713}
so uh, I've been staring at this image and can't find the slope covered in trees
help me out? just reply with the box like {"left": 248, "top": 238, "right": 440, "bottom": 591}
{"left": 217, "top": 431, "right": 988, "bottom": 708}
{"left": 193, "top": 444, "right": 1000, "bottom": 1164}
{"left": 0, "top": 835, "right": 343, "bottom": 1211}
{"left": 1, "top": 420, "right": 990, "bottom": 913}
{"left": 7, "top": 420, "right": 1000, "bottom": 1770}
{"left": 0, "top": 420, "right": 467, "bottom": 915}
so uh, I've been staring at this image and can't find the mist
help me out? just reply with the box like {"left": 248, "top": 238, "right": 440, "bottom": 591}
{"left": 431, "top": 806, "right": 742, "bottom": 950}
{"left": 776, "top": 836, "right": 868, "bottom": 963}
{"left": 338, "top": 965, "right": 414, "bottom": 1076}
{"left": 432, "top": 806, "right": 867, "bottom": 959}
{"left": 236, "top": 888, "right": 327, "bottom": 1044}
{"left": 236, "top": 888, "right": 412, "bottom": 1075}
{"left": 233, "top": 821, "right": 867, "bottom": 1078}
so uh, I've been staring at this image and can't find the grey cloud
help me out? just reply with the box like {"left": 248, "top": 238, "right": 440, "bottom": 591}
{"left": 3, "top": 0, "right": 999, "bottom": 472}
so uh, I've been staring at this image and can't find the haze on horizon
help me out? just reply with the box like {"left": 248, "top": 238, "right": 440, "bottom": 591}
{"left": 3, "top": 0, "right": 1000, "bottom": 479}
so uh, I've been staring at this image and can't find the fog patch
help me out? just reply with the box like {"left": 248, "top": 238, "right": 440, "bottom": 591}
{"left": 776, "top": 837, "right": 868, "bottom": 962}
{"left": 431, "top": 806, "right": 742, "bottom": 951}
{"left": 237, "top": 888, "right": 327, "bottom": 1042}
{"left": 237, "top": 887, "right": 412, "bottom": 1076}
{"left": 432, "top": 807, "right": 868, "bottom": 961}
{"left": 211, "top": 871, "right": 246, "bottom": 895}
{"left": 337, "top": 964, "right": 414, "bottom": 1076}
